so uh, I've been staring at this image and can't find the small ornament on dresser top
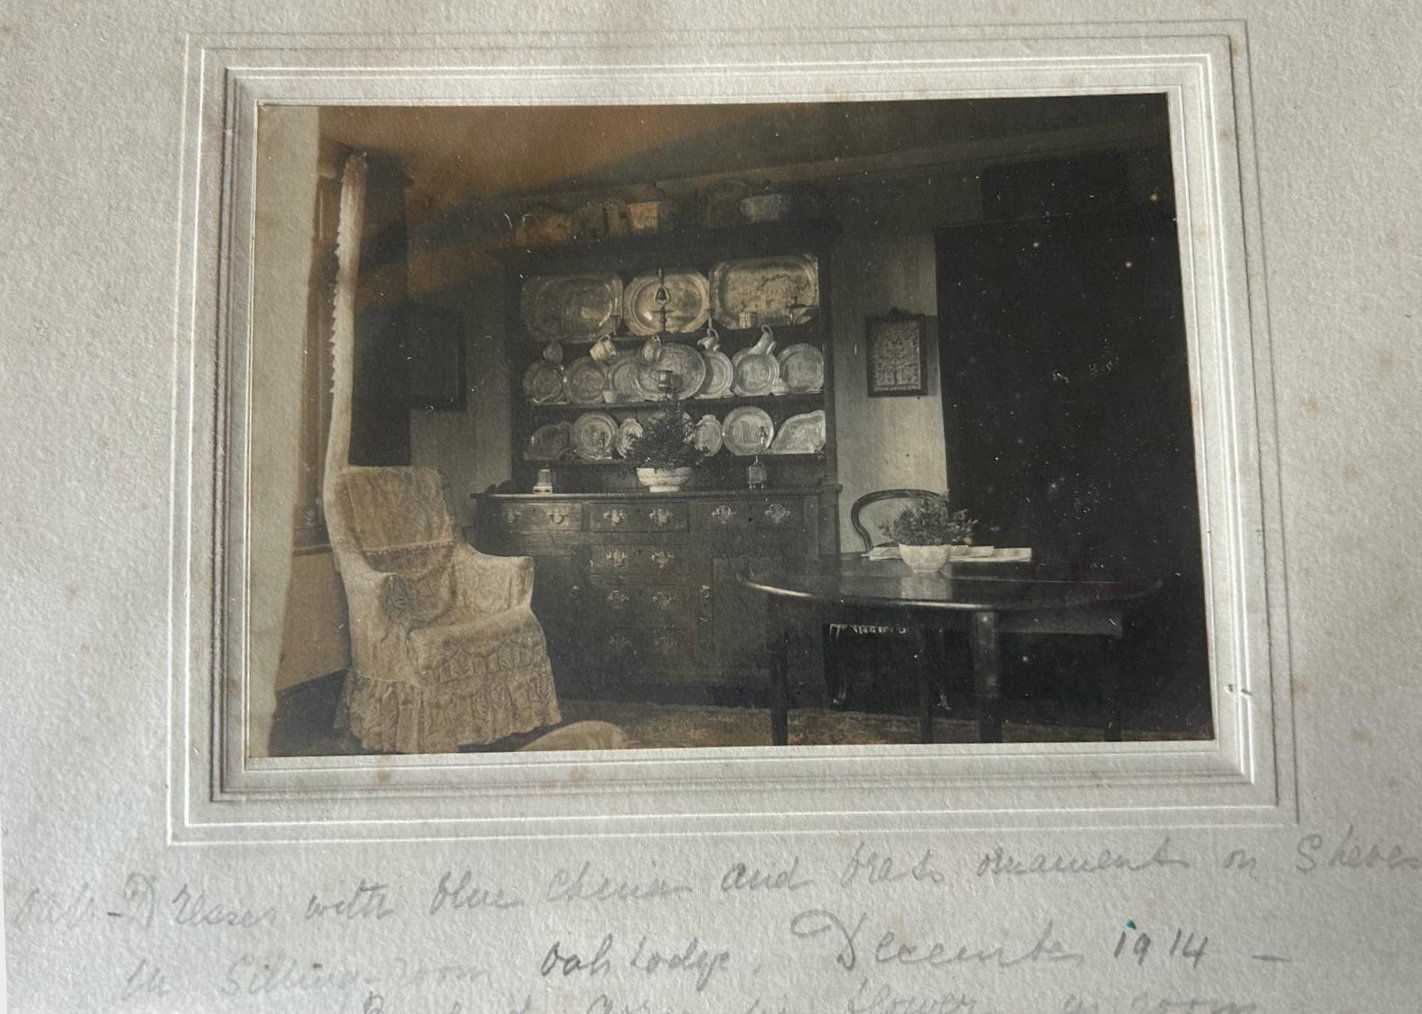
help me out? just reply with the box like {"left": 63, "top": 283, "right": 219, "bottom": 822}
{"left": 747, "top": 455, "right": 767, "bottom": 490}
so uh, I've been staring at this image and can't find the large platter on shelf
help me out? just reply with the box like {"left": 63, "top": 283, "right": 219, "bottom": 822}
{"left": 565, "top": 356, "right": 610, "bottom": 405}
{"left": 635, "top": 342, "right": 707, "bottom": 401}
{"left": 722, "top": 406, "right": 775, "bottom": 456}
{"left": 776, "top": 342, "right": 825, "bottom": 393}
{"left": 691, "top": 414, "right": 724, "bottom": 456}
{"left": 614, "top": 417, "right": 644, "bottom": 459}
{"left": 696, "top": 348, "right": 734, "bottom": 399}
{"left": 709, "top": 255, "right": 820, "bottom": 328}
{"left": 622, "top": 270, "right": 711, "bottom": 336}
{"left": 767, "top": 409, "right": 826, "bottom": 454}
{"left": 730, "top": 345, "right": 780, "bottom": 397}
{"left": 521, "top": 361, "right": 566, "bottom": 405}
{"left": 570, "top": 412, "right": 619, "bottom": 461}
{"left": 605, "top": 355, "right": 643, "bottom": 404}
{"left": 520, "top": 273, "right": 623, "bottom": 343}
{"left": 525, "top": 422, "right": 571, "bottom": 461}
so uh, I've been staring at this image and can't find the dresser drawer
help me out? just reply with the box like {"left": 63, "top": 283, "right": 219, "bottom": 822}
{"left": 694, "top": 497, "right": 806, "bottom": 533}
{"left": 493, "top": 502, "right": 582, "bottom": 534}
{"left": 600, "top": 626, "right": 702, "bottom": 675}
{"left": 588, "top": 501, "right": 690, "bottom": 533}
{"left": 587, "top": 579, "right": 696, "bottom": 625}
{"left": 587, "top": 543, "right": 695, "bottom": 576}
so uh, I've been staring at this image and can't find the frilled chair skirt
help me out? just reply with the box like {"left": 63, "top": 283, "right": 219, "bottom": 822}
{"left": 336, "top": 609, "right": 560, "bottom": 754}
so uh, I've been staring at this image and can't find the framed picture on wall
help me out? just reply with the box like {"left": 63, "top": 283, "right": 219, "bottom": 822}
{"left": 866, "top": 310, "right": 928, "bottom": 396}
{"left": 403, "top": 301, "right": 466, "bottom": 412}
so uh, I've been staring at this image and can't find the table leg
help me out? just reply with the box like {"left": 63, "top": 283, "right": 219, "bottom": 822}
{"left": 971, "top": 610, "right": 1004, "bottom": 743}
{"left": 931, "top": 627, "right": 952, "bottom": 713}
{"left": 1102, "top": 628, "right": 1124, "bottom": 742}
{"left": 913, "top": 625, "right": 935, "bottom": 744}
{"left": 767, "top": 597, "right": 790, "bottom": 747}
{"left": 823, "top": 623, "right": 848, "bottom": 708}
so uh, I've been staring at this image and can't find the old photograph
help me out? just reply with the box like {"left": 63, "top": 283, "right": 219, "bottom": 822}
{"left": 253, "top": 95, "right": 1212, "bottom": 758}
{"left": 29, "top": 6, "right": 1422, "bottom": 1007}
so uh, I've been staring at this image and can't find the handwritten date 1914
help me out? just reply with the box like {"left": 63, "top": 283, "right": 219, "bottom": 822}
{"left": 1113, "top": 924, "right": 1207, "bottom": 969}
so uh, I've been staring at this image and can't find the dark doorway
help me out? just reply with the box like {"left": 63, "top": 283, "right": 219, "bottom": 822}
{"left": 935, "top": 139, "right": 1211, "bottom": 734}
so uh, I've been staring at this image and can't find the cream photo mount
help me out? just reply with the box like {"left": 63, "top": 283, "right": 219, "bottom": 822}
{"left": 170, "top": 24, "right": 1294, "bottom": 844}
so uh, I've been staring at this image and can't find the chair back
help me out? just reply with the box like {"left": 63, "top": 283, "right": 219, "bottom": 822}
{"left": 849, "top": 488, "right": 946, "bottom": 552}
{"left": 325, "top": 466, "right": 458, "bottom": 571}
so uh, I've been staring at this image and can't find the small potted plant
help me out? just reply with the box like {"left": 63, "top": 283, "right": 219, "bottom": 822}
{"left": 886, "top": 497, "right": 976, "bottom": 574}
{"left": 626, "top": 399, "right": 705, "bottom": 492}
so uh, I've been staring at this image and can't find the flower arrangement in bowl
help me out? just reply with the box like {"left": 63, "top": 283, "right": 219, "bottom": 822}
{"left": 625, "top": 398, "right": 706, "bottom": 492}
{"left": 886, "top": 496, "right": 976, "bottom": 574}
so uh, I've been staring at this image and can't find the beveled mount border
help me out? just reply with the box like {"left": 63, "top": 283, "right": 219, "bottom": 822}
{"left": 169, "top": 23, "right": 1296, "bottom": 843}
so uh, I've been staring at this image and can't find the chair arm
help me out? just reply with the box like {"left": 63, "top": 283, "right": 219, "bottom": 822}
{"left": 464, "top": 603, "right": 541, "bottom": 642}
{"left": 453, "top": 544, "right": 535, "bottom": 613}
{"left": 338, "top": 554, "right": 416, "bottom": 632}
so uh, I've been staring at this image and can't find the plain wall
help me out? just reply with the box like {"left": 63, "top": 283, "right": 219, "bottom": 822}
{"left": 247, "top": 106, "right": 319, "bottom": 752}
{"left": 272, "top": 550, "right": 349, "bottom": 693}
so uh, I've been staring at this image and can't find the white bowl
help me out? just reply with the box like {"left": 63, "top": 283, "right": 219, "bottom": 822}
{"left": 635, "top": 466, "right": 694, "bottom": 493}
{"left": 899, "top": 544, "right": 953, "bottom": 574}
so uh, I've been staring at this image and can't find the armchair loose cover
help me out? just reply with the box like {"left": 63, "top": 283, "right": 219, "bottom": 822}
{"left": 326, "top": 466, "right": 561, "bottom": 753}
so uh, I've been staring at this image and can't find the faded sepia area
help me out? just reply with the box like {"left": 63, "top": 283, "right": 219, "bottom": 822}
{"left": 248, "top": 97, "right": 1211, "bottom": 758}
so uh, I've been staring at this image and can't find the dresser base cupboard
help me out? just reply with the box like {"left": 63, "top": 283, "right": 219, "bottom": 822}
{"left": 474, "top": 488, "right": 837, "bottom": 702}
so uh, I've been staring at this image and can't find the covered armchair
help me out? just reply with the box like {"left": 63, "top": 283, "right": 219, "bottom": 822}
{"left": 326, "top": 466, "right": 561, "bottom": 753}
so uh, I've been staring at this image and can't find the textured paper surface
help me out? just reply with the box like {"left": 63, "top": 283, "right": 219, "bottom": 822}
{"left": 3, "top": 2, "right": 1422, "bottom": 1012}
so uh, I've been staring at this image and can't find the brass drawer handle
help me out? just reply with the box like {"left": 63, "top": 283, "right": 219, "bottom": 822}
{"left": 608, "top": 633, "right": 634, "bottom": 656}
{"left": 649, "top": 550, "right": 674, "bottom": 571}
{"left": 502, "top": 506, "right": 522, "bottom": 525}
{"left": 649, "top": 590, "right": 677, "bottom": 611}
{"left": 710, "top": 504, "right": 735, "bottom": 525}
{"left": 602, "top": 508, "right": 626, "bottom": 527}
{"left": 763, "top": 503, "right": 793, "bottom": 526}
{"left": 606, "top": 588, "right": 630, "bottom": 609}
{"left": 604, "top": 549, "right": 629, "bottom": 569}
{"left": 652, "top": 633, "right": 679, "bottom": 655}
{"left": 648, "top": 507, "right": 674, "bottom": 527}
{"left": 546, "top": 509, "right": 571, "bottom": 526}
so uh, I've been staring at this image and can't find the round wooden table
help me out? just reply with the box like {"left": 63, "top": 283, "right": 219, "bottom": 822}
{"left": 740, "top": 554, "right": 1158, "bottom": 744}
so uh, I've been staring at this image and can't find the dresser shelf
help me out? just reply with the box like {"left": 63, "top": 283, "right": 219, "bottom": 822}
{"left": 524, "top": 453, "right": 827, "bottom": 468}
{"left": 528, "top": 392, "right": 826, "bottom": 415}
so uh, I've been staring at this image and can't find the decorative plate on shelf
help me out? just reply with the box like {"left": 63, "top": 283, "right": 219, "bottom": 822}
{"left": 635, "top": 342, "right": 707, "bottom": 401}
{"left": 622, "top": 270, "right": 711, "bottom": 336}
{"left": 520, "top": 274, "right": 624, "bottom": 343}
{"left": 776, "top": 343, "right": 825, "bottom": 393}
{"left": 525, "top": 422, "right": 572, "bottom": 461}
{"left": 691, "top": 414, "right": 724, "bottom": 456}
{"left": 709, "top": 255, "right": 820, "bottom": 329}
{"left": 696, "top": 348, "right": 734, "bottom": 399}
{"left": 570, "top": 412, "right": 619, "bottom": 461}
{"left": 521, "top": 361, "right": 566, "bottom": 405}
{"left": 614, "top": 417, "right": 644, "bottom": 459}
{"left": 730, "top": 345, "right": 780, "bottom": 397}
{"left": 605, "top": 355, "right": 643, "bottom": 404}
{"left": 767, "top": 409, "right": 825, "bottom": 454}
{"left": 722, "top": 406, "right": 775, "bottom": 456}
{"left": 564, "top": 356, "right": 610, "bottom": 405}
